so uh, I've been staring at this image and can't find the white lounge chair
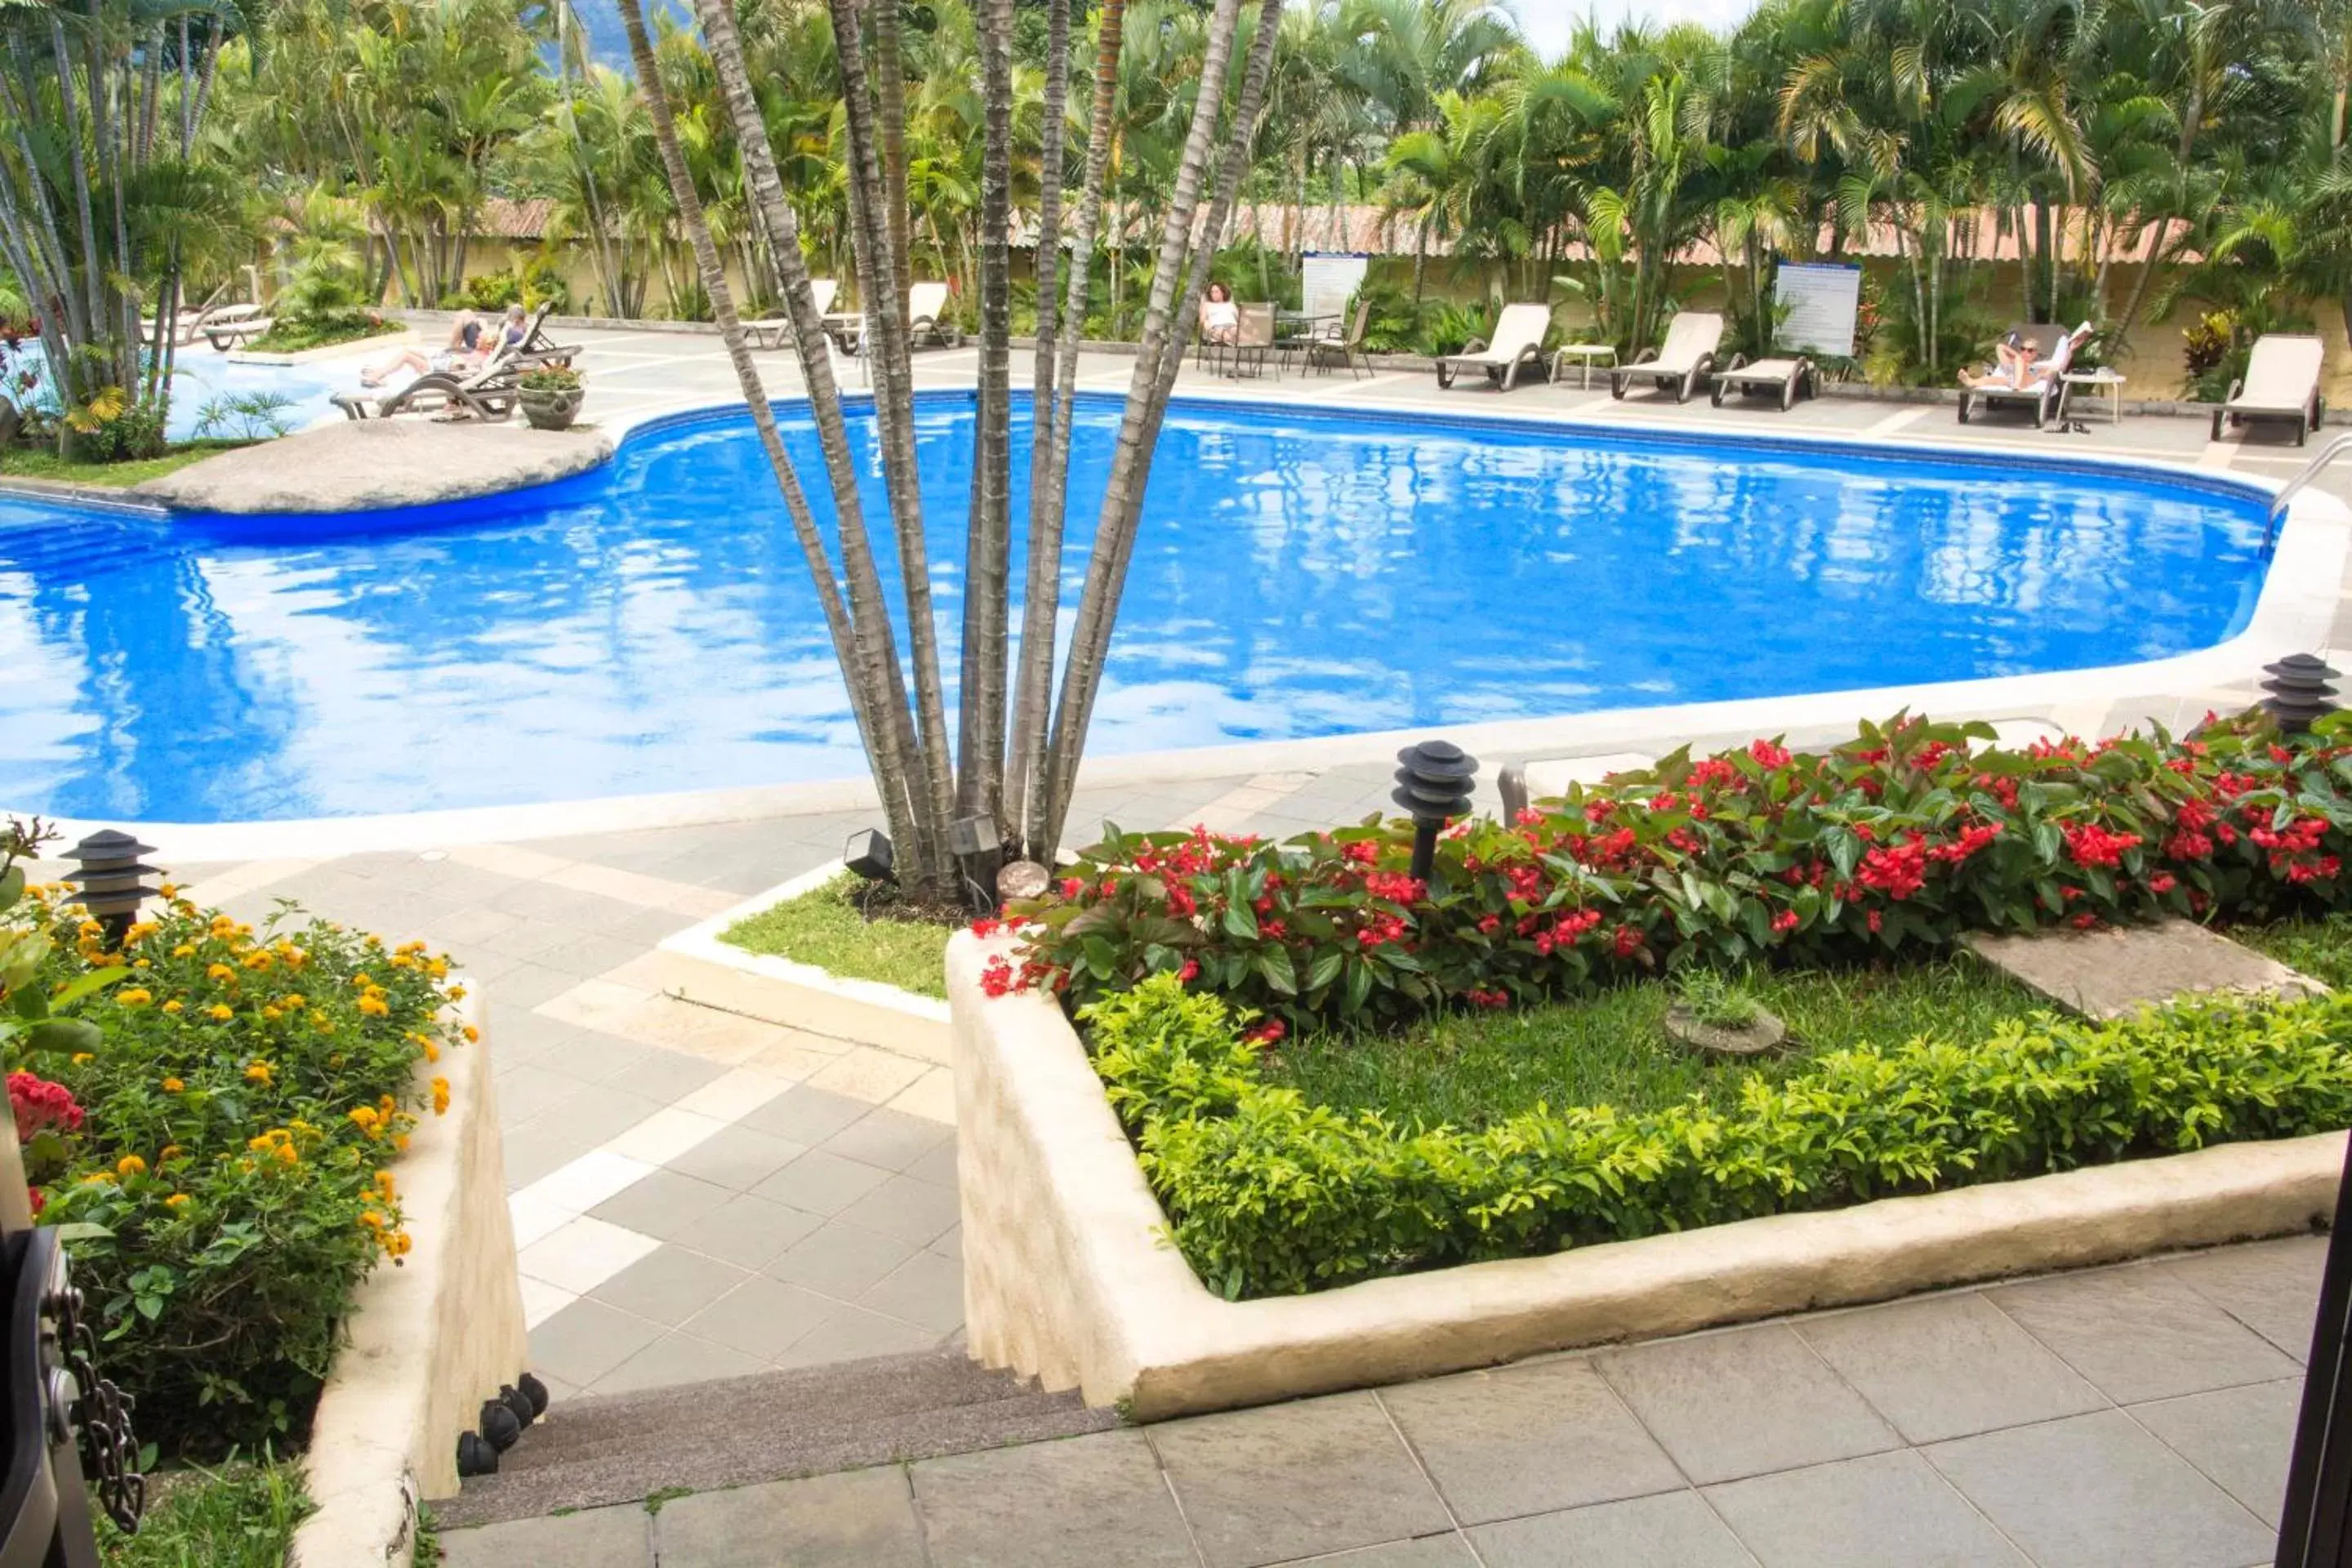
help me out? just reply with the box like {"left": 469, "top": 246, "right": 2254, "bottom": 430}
{"left": 745, "top": 279, "right": 836, "bottom": 350}
{"left": 198, "top": 302, "right": 274, "bottom": 351}
{"left": 1711, "top": 351, "right": 1815, "bottom": 411}
{"left": 1958, "top": 323, "right": 2089, "bottom": 430}
{"left": 1609, "top": 312, "right": 1724, "bottom": 403}
{"left": 840, "top": 280, "right": 960, "bottom": 358}
{"left": 1434, "top": 303, "right": 1553, "bottom": 392}
{"left": 2211, "top": 334, "right": 2326, "bottom": 447}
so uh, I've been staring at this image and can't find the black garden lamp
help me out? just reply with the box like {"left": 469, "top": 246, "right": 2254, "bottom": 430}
{"left": 59, "top": 831, "right": 161, "bottom": 944}
{"left": 844, "top": 827, "right": 895, "bottom": 883}
{"left": 1393, "top": 740, "right": 1480, "bottom": 883}
{"left": 2264, "top": 654, "right": 2342, "bottom": 735}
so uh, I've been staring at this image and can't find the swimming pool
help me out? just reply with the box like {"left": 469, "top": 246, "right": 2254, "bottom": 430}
{"left": 0, "top": 392, "right": 2278, "bottom": 822}
{"left": 11, "top": 345, "right": 352, "bottom": 442}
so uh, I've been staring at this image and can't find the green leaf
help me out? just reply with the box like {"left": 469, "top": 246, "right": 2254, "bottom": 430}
{"left": 20, "top": 1018, "right": 100, "bottom": 1057}
{"left": 1223, "top": 901, "right": 1259, "bottom": 941}
{"left": 1256, "top": 947, "right": 1298, "bottom": 996}
{"left": 51, "top": 1223, "right": 113, "bottom": 1245}
{"left": 1305, "top": 949, "right": 1344, "bottom": 991}
{"left": 1825, "top": 827, "right": 1862, "bottom": 880}
{"left": 48, "top": 966, "right": 127, "bottom": 1010}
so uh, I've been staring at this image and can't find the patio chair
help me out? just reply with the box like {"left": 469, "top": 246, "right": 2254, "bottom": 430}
{"left": 906, "top": 280, "right": 961, "bottom": 350}
{"left": 331, "top": 339, "right": 524, "bottom": 422}
{"left": 198, "top": 302, "right": 274, "bottom": 351}
{"left": 2210, "top": 334, "right": 2326, "bottom": 447}
{"left": 745, "top": 279, "right": 836, "bottom": 350}
{"left": 1956, "top": 323, "right": 2087, "bottom": 430}
{"left": 1434, "top": 303, "right": 1553, "bottom": 392}
{"left": 1709, "top": 350, "right": 1815, "bottom": 412}
{"left": 1608, "top": 312, "right": 1724, "bottom": 403}
{"left": 1302, "top": 301, "right": 1372, "bottom": 380}
{"left": 504, "top": 302, "right": 580, "bottom": 371}
{"left": 1206, "top": 302, "right": 1276, "bottom": 379}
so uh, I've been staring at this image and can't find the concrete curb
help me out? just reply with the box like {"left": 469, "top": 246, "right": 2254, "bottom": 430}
{"left": 288, "top": 987, "right": 528, "bottom": 1568}
{"left": 950, "top": 934, "right": 2341, "bottom": 1419}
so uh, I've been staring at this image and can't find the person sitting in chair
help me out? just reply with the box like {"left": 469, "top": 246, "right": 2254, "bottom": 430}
{"left": 1199, "top": 282, "right": 1239, "bottom": 346}
{"left": 360, "top": 312, "right": 488, "bottom": 388}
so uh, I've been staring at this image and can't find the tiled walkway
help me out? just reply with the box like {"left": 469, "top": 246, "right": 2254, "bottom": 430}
{"left": 440, "top": 1234, "right": 2321, "bottom": 1566}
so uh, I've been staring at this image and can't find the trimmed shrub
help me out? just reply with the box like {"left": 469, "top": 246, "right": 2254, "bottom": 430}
{"left": 14, "top": 880, "right": 466, "bottom": 1453}
{"left": 1007, "top": 712, "right": 2352, "bottom": 1031}
{"left": 1085, "top": 973, "right": 2352, "bottom": 1298}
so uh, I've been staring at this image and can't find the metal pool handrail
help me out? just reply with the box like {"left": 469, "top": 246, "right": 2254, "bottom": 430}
{"left": 2266, "top": 432, "right": 2352, "bottom": 548}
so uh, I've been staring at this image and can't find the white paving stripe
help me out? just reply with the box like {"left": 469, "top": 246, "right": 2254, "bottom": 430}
{"left": 1865, "top": 403, "right": 1936, "bottom": 435}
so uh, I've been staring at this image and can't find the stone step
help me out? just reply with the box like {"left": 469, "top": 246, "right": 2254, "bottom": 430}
{"left": 1965, "top": 917, "right": 2326, "bottom": 1019}
{"left": 434, "top": 1349, "right": 1116, "bottom": 1529}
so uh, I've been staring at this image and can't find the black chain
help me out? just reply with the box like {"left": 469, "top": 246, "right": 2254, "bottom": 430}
{"left": 55, "top": 1283, "right": 143, "bottom": 1535}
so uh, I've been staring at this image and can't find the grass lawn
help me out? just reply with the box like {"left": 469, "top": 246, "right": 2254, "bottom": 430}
{"left": 720, "top": 874, "right": 951, "bottom": 999}
{"left": 245, "top": 315, "right": 403, "bottom": 353}
{"left": 1264, "top": 956, "right": 2050, "bottom": 1129}
{"left": 98, "top": 1463, "right": 310, "bottom": 1567}
{"left": 1, "top": 440, "right": 246, "bottom": 488}
{"left": 2233, "top": 912, "right": 2352, "bottom": 987}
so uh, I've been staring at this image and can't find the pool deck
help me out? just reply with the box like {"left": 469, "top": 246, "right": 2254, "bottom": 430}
{"left": 20, "top": 330, "right": 2352, "bottom": 1562}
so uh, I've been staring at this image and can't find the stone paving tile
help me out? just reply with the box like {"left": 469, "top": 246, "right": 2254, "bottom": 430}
{"left": 585, "top": 1244, "right": 751, "bottom": 1328}
{"left": 1986, "top": 1265, "right": 2302, "bottom": 1404}
{"left": 656, "top": 1466, "right": 925, "bottom": 1567}
{"left": 742, "top": 1085, "right": 877, "bottom": 1145}
{"left": 441, "top": 1503, "right": 651, "bottom": 1568}
{"left": 1594, "top": 1323, "right": 1902, "bottom": 1485}
{"left": 823, "top": 1106, "right": 956, "bottom": 1171}
{"left": 527, "top": 1298, "right": 666, "bottom": 1388}
{"left": 1794, "top": 1292, "right": 2108, "bottom": 1444}
{"left": 2156, "top": 1236, "right": 2328, "bottom": 1361}
{"left": 679, "top": 1275, "right": 841, "bottom": 1361}
{"left": 1468, "top": 1491, "right": 1757, "bottom": 1568}
{"left": 665, "top": 1124, "right": 808, "bottom": 1192}
{"left": 833, "top": 1170, "right": 961, "bottom": 1245}
{"left": 912, "top": 1429, "right": 1200, "bottom": 1567}
{"left": 1379, "top": 1358, "right": 1682, "bottom": 1524}
{"left": 906, "top": 1137, "right": 960, "bottom": 1188}
{"left": 1151, "top": 1392, "right": 1454, "bottom": 1568}
{"left": 587, "top": 1169, "right": 736, "bottom": 1242}
{"left": 1268, "top": 1536, "right": 1477, "bottom": 1566}
{"left": 592, "top": 1329, "right": 768, "bottom": 1396}
{"left": 666, "top": 1192, "right": 826, "bottom": 1271}
{"left": 855, "top": 1250, "right": 966, "bottom": 1333}
{"left": 750, "top": 1148, "right": 893, "bottom": 1216}
{"left": 2129, "top": 1377, "right": 2303, "bottom": 1530}
{"left": 1702, "top": 1450, "right": 2028, "bottom": 1567}
{"left": 766, "top": 1221, "right": 918, "bottom": 1298}
{"left": 1925, "top": 1409, "right": 2276, "bottom": 1568}
{"left": 523, "top": 1080, "right": 670, "bottom": 1148}
{"left": 773, "top": 1305, "right": 938, "bottom": 1366}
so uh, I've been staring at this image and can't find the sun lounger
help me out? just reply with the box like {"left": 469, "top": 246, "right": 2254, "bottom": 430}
{"left": 746, "top": 280, "right": 837, "bottom": 350}
{"left": 1710, "top": 352, "right": 1814, "bottom": 411}
{"left": 1434, "top": 303, "right": 1553, "bottom": 392}
{"left": 2211, "top": 333, "right": 2326, "bottom": 446}
{"left": 1957, "top": 323, "right": 2088, "bottom": 430}
{"left": 198, "top": 302, "right": 273, "bottom": 351}
{"left": 1609, "top": 312, "right": 1724, "bottom": 403}
{"left": 906, "top": 280, "right": 960, "bottom": 349}
{"left": 332, "top": 337, "right": 526, "bottom": 422}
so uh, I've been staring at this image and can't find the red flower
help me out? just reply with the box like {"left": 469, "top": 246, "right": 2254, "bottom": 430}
{"left": 2062, "top": 822, "right": 2142, "bottom": 870}
{"left": 7, "top": 1073, "right": 82, "bottom": 1144}
{"left": 1059, "top": 877, "right": 1084, "bottom": 898}
{"left": 1748, "top": 739, "right": 1792, "bottom": 769}
{"left": 1610, "top": 924, "right": 1644, "bottom": 959}
{"left": 1244, "top": 1018, "right": 1287, "bottom": 1045}
{"left": 1178, "top": 959, "right": 1201, "bottom": 982}
{"left": 1342, "top": 841, "right": 1378, "bottom": 866}
{"left": 1771, "top": 909, "right": 1800, "bottom": 933}
{"left": 1867, "top": 908, "right": 1884, "bottom": 933}
{"left": 969, "top": 916, "right": 1004, "bottom": 938}
{"left": 978, "top": 956, "right": 1019, "bottom": 998}
{"left": 2149, "top": 873, "right": 2178, "bottom": 894}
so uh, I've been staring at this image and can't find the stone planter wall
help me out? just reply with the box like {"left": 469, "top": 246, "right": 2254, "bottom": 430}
{"left": 287, "top": 986, "right": 528, "bottom": 1568}
{"left": 951, "top": 933, "right": 2341, "bottom": 1419}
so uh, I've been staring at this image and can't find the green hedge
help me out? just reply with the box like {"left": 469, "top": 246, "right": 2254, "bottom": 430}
{"left": 1085, "top": 974, "right": 2352, "bottom": 1298}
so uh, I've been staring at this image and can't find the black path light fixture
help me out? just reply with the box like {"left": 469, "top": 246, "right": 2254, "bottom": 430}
{"left": 1393, "top": 740, "right": 1480, "bottom": 882}
{"left": 843, "top": 827, "right": 895, "bottom": 883}
{"left": 58, "top": 831, "right": 162, "bottom": 944}
{"left": 2264, "top": 653, "right": 2343, "bottom": 734}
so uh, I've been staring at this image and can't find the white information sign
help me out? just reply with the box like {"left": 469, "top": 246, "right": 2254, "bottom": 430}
{"left": 1772, "top": 261, "right": 1863, "bottom": 356}
{"left": 1300, "top": 252, "right": 1370, "bottom": 323}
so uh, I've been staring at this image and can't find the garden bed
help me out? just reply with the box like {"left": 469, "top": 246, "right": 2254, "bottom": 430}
{"left": 240, "top": 313, "right": 405, "bottom": 355}
{"left": 720, "top": 871, "right": 952, "bottom": 1000}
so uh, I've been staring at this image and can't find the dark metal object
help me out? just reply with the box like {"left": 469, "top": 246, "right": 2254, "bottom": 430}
{"left": 1392, "top": 741, "right": 1480, "bottom": 883}
{"left": 0, "top": 1227, "right": 141, "bottom": 1565}
{"left": 516, "top": 1372, "right": 550, "bottom": 1418}
{"left": 455, "top": 1432, "right": 498, "bottom": 1478}
{"left": 2265, "top": 655, "right": 2344, "bottom": 735}
{"left": 844, "top": 829, "right": 894, "bottom": 882}
{"left": 479, "top": 1399, "right": 521, "bottom": 1452}
{"left": 2276, "top": 1138, "right": 2352, "bottom": 1566}
{"left": 56, "top": 832, "right": 160, "bottom": 944}
{"left": 947, "top": 815, "right": 996, "bottom": 858}
{"left": 498, "top": 1385, "right": 536, "bottom": 1432}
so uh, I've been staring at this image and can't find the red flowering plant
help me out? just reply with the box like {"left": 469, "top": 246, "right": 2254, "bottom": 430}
{"left": 1000, "top": 710, "right": 2352, "bottom": 1031}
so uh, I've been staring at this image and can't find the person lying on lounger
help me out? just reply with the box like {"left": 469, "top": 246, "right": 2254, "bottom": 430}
{"left": 1962, "top": 331, "right": 2038, "bottom": 390}
{"left": 359, "top": 312, "right": 489, "bottom": 387}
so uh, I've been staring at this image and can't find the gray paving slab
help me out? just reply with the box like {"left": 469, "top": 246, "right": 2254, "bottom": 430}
{"left": 1378, "top": 1358, "right": 1683, "bottom": 1524}
{"left": 679, "top": 1276, "right": 843, "bottom": 1361}
{"left": 667, "top": 1192, "right": 826, "bottom": 1270}
{"left": 751, "top": 1148, "right": 894, "bottom": 1215}
{"left": 742, "top": 1086, "right": 879, "bottom": 1146}
{"left": 1926, "top": 1409, "right": 2276, "bottom": 1568}
{"left": 1468, "top": 1490, "right": 1757, "bottom": 1568}
{"left": 527, "top": 1297, "right": 666, "bottom": 1388}
{"left": 774, "top": 1304, "right": 938, "bottom": 1365}
{"left": 1702, "top": 1450, "right": 2029, "bottom": 1567}
{"left": 586, "top": 1244, "right": 752, "bottom": 1327}
{"left": 766, "top": 1220, "right": 920, "bottom": 1298}
{"left": 1594, "top": 1323, "right": 1902, "bottom": 1485}
{"left": 653, "top": 1466, "right": 925, "bottom": 1567}
{"left": 2158, "top": 1236, "right": 2328, "bottom": 1361}
{"left": 911, "top": 1429, "right": 1200, "bottom": 1567}
{"left": 1152, "top": 1392, "right": 1455, "bottom": 1568}
{"left": 666, "top": 1124, "right": 810, "bottom": 1192}
{"left": 856, "top": 1250, "right": 967, "bottom": 1332}
{"left": 2130, "top": 1377, "right": 2303, "bottom": 1530}
{"left": 1271, "top": 1536, "right": 1478, "bottom": 1566}
{"left": 834, "top": 1170, "right": 963, "bottom": 1245}
{"left": 1963, "top": 918, "right": 2323, "bottom": 1018}
{"left": 1794, "top": 1292, "right": 2108, "bottom": 1443}
{"left": 822, "top": 1106, "right": 956, "bottom": 1171}
{"left": 593, "top": 1329, "right": 768, "bottom": 1395}
{"left": 588, "top": 1169, "right": 736, "bottom": 1242}
{"left": 439, "top": 1503, "right": 651, "bottom": 1568}
{"left": 1986, "top": 1264, "right": 2303, "bottom": 1404}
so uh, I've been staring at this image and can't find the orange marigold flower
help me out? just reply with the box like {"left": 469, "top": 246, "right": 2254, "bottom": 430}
{"left": 430, "top": 1077, "right": 451, "bottom": 1116}
{"left": 374, "top": 1170, "right": 395, "bottom": 1199}
{"left": 161, "top": 1000, "right": 183, "bottom": 1015}
{"left": 163, "top": 1193, "right": 189, "bottom": 1210}
{"left": 446, "top": 985, "right": 466, "bottom": 1002}
{"left": 160, "top": 1077, "right": 184, "bottom": 1094}
{"left": 170, "top": 943, "right": 196, "bottom": 959}
{"left": 205, "top": 963, "right": 234, "bottom": 982}
{"left": 461, "top": 1025, "right": 479, "bottom": 1045}
{"left": 117, "top": 987, "right": 152, "bottom": 1008}
{"left": 357, "top": 995, "right": 390, "bottom": 1018}
{"left": 208, "top": 1004, "right": 235, "bottom": 1023}
{"left": 243, "top": 1059, "right": 272, "bottom": 1084}
{"left": 69, "top": 1053, "right": 92, "bottom": 1066}
{"left": 114, "top": 1156, "right": 145, "bottom": 1179}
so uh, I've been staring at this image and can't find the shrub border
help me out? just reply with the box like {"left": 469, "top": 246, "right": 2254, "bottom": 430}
{"left": 949, "top": 933, "right": 2338, "bottom": 1419}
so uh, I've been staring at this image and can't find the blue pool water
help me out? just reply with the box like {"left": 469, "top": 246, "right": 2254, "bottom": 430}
{"left": 13, "top": 345, "right": 350, "bottom": 442}
{"left": 0, "top": 394, "right": 2274, "bottom": 822}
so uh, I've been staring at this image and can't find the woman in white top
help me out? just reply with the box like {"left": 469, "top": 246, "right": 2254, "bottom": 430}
{"left": 1199, "top": 282, "right": 1239, "bottom": 345}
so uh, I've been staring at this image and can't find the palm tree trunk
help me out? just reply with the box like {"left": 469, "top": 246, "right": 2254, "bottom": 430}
{"left": 50, "top": 17, "right": 108, "bottom": 391}
{"left": 617, "top": 0, "right": 934, "bottom": 886}
{"left": 827, "top": 0, "right": 960, "bottom": 893}
{"left": 871, "top": 0, "right": 912, "bottom": 310}
{"left": 955, "top": 0, "right": 1018, "bottom": 826}
{"left": 1009, "top": 0, "right": 1126, "bottom": 854}
{"left": 1039, "top": 0, "right": 1274, "bottom": 849}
